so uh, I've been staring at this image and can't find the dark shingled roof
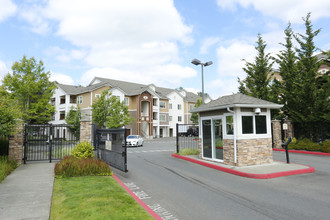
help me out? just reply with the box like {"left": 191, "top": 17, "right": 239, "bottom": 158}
{"left": 191, "top": 93, "right": 282, "bottom": 113}
{"left": 56, "top": 77, "right": 202, "bottom": 103}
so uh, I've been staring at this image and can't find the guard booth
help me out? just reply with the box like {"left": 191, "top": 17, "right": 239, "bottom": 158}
{"left": 190, "top": 93, "right": 282, "bottom": 167}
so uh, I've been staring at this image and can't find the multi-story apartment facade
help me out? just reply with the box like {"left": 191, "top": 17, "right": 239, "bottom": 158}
{"left": 50, "top": 77, "right": 204, "bottom": 138}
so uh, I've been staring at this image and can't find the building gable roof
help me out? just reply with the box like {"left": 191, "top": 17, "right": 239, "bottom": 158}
{"left": 191, "top": 93, "right": 282, "bottom": 113}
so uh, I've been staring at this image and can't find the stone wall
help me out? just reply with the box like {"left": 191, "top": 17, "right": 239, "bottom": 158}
{"left": 80, "top": 120, "right": 93, "bottom": 144}
{"left": 222, "top": 138, "right": 272, "bottom": 166}
{"left": 272, "top": 120, "right": 282, "bottom": 148}
{"left": 8, "top": 123, "right": 24, "bottom": 164}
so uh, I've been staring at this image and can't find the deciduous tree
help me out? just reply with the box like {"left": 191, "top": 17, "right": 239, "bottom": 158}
{"left": 92, "top": 90, "right": 134, "bottom": 128}
{"left": 1, "top": 56, "right": 56, "bottom": 124}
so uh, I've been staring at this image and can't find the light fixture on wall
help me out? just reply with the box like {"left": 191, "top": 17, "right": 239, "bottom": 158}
{"left": 254, "top": 108, "right": 261, "bottom": 114}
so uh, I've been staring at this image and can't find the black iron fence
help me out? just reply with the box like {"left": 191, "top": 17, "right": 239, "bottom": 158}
{"left": 293, "top": 121, "right": 330, "bottom": 143}
{"left": 176, "top": 124, "right": 199, "bottom": 153}
{"left": 95, "top": 128, "right": 127, "bottom": 172}
{"left": 0, "top": 135, "right": 9, "bottom": 156}
{"left": 24, "top": 124, "right": 79, "bottom": 163}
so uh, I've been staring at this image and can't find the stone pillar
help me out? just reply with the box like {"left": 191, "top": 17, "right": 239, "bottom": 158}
{"left": 8, "top": 123, "right": 24, "bottom": 164}
{"left": 285, "top": 120, "right": 294, "bottom": 138}
{"left": 272, "top": 120, "right": 282, "bottom": 149}
{"left": 80, "top": 120, "right": 93, "bottom": 144}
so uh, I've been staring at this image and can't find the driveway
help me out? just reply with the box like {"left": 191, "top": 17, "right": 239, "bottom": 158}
{"left": 114, "top": 138, "right": 330, "bottom": 220}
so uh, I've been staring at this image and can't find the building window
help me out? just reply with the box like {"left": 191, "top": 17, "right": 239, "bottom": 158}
{"left": 153, "top": 98, "right": 158, "bottom": 106}
{"left": 160, "top": 101, "right": 166, "bottom": 108}
{"left": 51, "top": 113, "right": 55, "bottom": 121}
{"left": 60, "top": 95, "right": 66, "bottom": 104}
{"left": 226, "top": 116, "right": 234, "bottom": 135}
{"left": 160, "top": 114, "right": 166, "bottom": 122}
{"left": 242, "top": 116, "right": 253, "bottom": 134}
{"left": 153, "top": 112, "right": 158, "bottom": 120}
{"left": 51, "top": 98, "right": 55, "bottom": 106}
{"left": 178, "top": 116, "right": 182, "bottom": 122}
{"left": 77, "top": 96, "right": 83, "bottom": 104}
{"left": 189, "top": 104, "right": 195, "bottom": 110}
{"left": 255, "top": 115, "right": 267, "bottom": 134}
{"left": 169, "top": 103, "right": 172, "bottom": 109}
{"left": 70, "top": 95, "right": 76, "bottom": 103}
{"left": 169, "top": 116, "right": 173, "bottom": 121}
{"left": 95, "top": 94, "right": 101, "bottom": 98}
{"left": 178, "top": 104, "right": 182, "bottom": 110}
{"left": 60, "top": 111, "right": 65, "bottom": 120}
{"left": 124, "top": 97, "right": 129, "bottom": 106}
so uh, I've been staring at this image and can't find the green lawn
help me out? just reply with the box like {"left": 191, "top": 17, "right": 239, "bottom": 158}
{"left": 51, "top": 176, "right": 154, "bottom": 220}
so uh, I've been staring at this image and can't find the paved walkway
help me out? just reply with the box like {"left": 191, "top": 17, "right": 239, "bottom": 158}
{"left": 0, "top": 162, "right": 55, "bottom": 220}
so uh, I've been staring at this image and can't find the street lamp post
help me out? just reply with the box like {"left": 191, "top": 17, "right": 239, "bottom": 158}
{"left": 191, "top": 58, "right": 213, "bottom": 104}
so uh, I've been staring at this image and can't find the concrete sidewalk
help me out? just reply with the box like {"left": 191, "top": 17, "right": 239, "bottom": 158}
{"left": 0, "top": 162, "right": 55, "bottom": 220}
{"left": 172, "top": 154, "right": 315, "bottom": 179}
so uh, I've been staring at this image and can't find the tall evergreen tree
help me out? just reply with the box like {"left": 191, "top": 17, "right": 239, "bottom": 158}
{"left": 238, "top": 34, "right": 276, "bottom": 102}
{"left": 275, "top": 23, "right": 299, "bottom": 119}
{"left": 1, "top": 56, "right": 56, "bottom": 124}
{"left": 293, "top": 12, "right": 321, "bottom": 124}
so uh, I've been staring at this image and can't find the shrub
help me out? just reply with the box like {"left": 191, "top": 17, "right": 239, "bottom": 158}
{"left": 0, "top": 156, "right": 18, "bottom": 183}
{"left": 321, "top": 140, "right": 330, "bottom": 153}
{"left": 288, "top": 138, "right": 321, "bottom": 151}
{"left": 54, "top": 156, "right": 112, "bottom": 178}
{"left": 71, "top": 141, "right": 94, "bottom": 159}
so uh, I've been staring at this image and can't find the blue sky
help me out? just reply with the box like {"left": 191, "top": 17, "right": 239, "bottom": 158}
{"left": 0, "top": 0, "right": 330, "bottom": 99}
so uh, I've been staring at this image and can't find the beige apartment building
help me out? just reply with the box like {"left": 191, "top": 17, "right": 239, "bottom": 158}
{"left": 50, "top": 77, "right": 205, "bottom": 138}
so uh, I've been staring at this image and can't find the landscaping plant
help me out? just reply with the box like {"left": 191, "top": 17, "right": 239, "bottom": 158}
{"left": 54, "top": 156, "right": 112, "bottom": 178}
{"left": 0, "top": 156, "right": 18, "bottom": 183}
{"left": 71, "top": 141, "right": 94, "bottom": 159}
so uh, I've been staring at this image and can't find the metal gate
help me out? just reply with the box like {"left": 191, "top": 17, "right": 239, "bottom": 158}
{"left": 176, "top": 123, "right": 199, "bottom": 153}
{"left": 24, "top": 124, "right": 79, "bottom": 163}
{"left": 95, "top": 128, "right": 127, "bottom": 172}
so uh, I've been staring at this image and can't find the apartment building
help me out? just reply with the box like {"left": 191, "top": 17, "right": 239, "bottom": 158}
{"left": 50, "top": 77, "right": 204, "bottom": 138}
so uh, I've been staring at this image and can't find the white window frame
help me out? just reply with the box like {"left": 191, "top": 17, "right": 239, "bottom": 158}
{"left": 178, "top": 116, "right": 182, "bottom": 122}
{"left": 160, "top": 101, "right": 166, "bottom": 109}
{"left": 124, "top": 97, "right": 129, "bottom": 106}
{"left": 178, "top": 104, "right": 182, "bottom": 110}
{"left": 159, "top": 114, "right": 166, "bottom": 122}
{"left": 77, "top": 96, "right": 83, "bottom": 104}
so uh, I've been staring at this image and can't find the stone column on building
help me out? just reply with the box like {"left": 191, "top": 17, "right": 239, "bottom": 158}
{"left": 8, "top": 122, "right": 24, "bottom": 164}
{"left": 272, "top": 120, "right": 282, "bottom": 149}
{"left": 80, "top": 120, "right": 93, "bottom": 144}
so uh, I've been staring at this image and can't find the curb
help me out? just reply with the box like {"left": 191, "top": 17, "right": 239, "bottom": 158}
{"left": 112, "top": 174, "right": 162, "bottom": 220}
{"left": 172, "top": 154, "right": 315, "bottom": 179}
{"left": 273, "top": 148, "right": 330, "bottom": 156}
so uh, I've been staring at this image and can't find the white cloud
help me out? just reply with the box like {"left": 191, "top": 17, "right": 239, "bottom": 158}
{"left": 50, "top": 72, "right": 75, "bottom": 85}
{"left": 200, "top": 37, "right": 220, "bottom": 54}
{"left": 0, "top": 0, "right": 17, "bottom": 22}
{"left": 217, "top": 0, "right": 330, "bottom": 23}
{"left": 19, "top": 4, "right": 50, "bottom": 34}
{"left": 38, "top": 0, "right": 195, "bottom": 88}
{"left": 79, "top": 65, "right": 197, "bottom": 88}
{"left": 0, "top": 60, "right": 9, "bottom": 82}
{"left": 44, "top": 46, "right": 87, "bottom": 63}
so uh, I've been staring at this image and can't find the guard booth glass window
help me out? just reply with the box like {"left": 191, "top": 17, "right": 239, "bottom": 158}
{"left": 255, "top": 115, "right": 267, "bottom": 134}
{"left": 202, "top": 120, "right": 212, "bottom": 158}
{"left": 226, "top": 116, "right": 234, "bottom": 135}
{"left": 242, "top": 116, "right": 253, "bottom": 134}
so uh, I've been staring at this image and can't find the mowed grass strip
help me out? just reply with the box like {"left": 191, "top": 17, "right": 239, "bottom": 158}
{"left": 51, "top": 176, "right": 154, "bottom": 220}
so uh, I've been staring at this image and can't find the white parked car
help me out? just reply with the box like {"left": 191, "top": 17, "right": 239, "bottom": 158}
{"left": 126, "top": 135, "right": 144, "bottom": 147}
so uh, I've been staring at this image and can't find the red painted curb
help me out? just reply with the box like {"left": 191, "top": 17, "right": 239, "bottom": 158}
{"left": 112, "top": 174, "right": 162, "bottom": 220}
{"left": 273, "top": 148, "right": 330, "bottom": 156}
{"left": 172, "top": 154, "right": 315, "bottom": 179}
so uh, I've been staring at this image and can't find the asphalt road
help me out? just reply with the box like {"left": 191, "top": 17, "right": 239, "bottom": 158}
{"left": 113, "top": 138, "right": 330, "bottom": 220}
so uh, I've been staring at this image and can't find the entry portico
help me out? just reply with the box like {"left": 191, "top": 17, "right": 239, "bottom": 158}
{"left": 191, "top": 93, "right": 282, "bottom": 167}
